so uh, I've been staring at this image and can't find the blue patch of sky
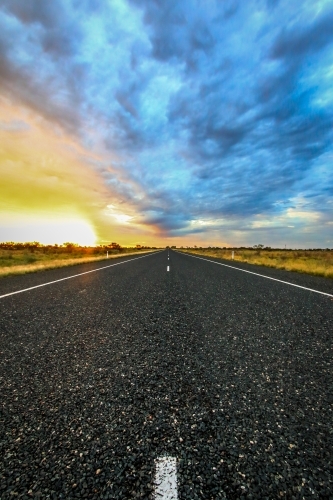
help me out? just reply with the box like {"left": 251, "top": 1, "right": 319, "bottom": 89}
{"left": 1, "top": 0, "right": 333, "bottom": 245}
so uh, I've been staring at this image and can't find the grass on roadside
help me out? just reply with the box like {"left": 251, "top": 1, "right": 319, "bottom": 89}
{"left": 178, "top": 248, "right": 333, "bottom": 279}
{"left": 0, "top": 248, "right": 158, "bottom": 278}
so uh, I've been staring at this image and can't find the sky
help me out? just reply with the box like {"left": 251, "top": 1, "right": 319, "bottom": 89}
{"left": 1, "top": 0, "right": 333, "bottom": 248}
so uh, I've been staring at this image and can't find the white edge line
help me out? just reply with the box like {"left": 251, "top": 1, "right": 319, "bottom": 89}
{"left": 0, "top": 251, "right": 163, "bottom": 300}
{"left": 154, "top": 456, "right": 178, "bottom": 500}
{"left": 177, "top": 251, "right": 333, "bottom": 298}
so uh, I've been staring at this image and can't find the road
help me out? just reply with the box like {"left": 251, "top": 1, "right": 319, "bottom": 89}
{"left": 0, "top": 250, "right": 332, "bottom": 499}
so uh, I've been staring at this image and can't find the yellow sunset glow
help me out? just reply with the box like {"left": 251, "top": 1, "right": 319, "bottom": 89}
{"left": 0, "top": 215, "right": 96, "bottom": 246}
{"left": 0, "top": 98, "right": 111, "bottom": 245}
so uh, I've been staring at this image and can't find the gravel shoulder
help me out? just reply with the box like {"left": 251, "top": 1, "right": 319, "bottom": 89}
{"left": 0, "top": 250, "right": 332, "bottom": 499}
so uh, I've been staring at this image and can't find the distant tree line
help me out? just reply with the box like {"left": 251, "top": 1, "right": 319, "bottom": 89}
{"left": 181, "top": 245, "right": 332, "bottom": 251}
{"left": 0, "top": 242, "right": 157, "bottom": 252}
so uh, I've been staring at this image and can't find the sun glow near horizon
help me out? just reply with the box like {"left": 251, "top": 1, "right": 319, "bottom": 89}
{"left": 0, "top": 215, "right": 97, "bottom": 246}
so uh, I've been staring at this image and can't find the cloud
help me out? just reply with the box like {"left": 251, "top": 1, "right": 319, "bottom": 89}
{"left": 0, "top": 119, "right": 30, "bottom": 132}
{"left": 1, "top": 0, "right": 333, "bottom": 246}
{"left": 271, "top": 7, "right": 333, "bottom": 60}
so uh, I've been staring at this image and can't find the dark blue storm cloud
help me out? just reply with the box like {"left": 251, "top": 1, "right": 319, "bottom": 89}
{"left": 1, "top": 0, "right": 333, "bottom": 245}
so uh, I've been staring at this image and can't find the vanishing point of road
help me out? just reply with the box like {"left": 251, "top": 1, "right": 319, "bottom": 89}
{"left": 0, "top": 250, "right": 332, "bottom": 499}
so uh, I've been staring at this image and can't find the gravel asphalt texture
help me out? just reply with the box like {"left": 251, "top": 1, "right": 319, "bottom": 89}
{"left": 0, "top": 249, "right": 332, "bottom": 499}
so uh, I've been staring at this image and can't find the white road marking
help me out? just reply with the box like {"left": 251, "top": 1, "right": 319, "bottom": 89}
{"left": 154, "top": 456, "right": 178, "bottom": 500}
{"left": 0, "top": 252, "right": 162, "bottom": 300}
{"left": 179, "top": 252, "right": 333, "bottom": 298}
{"left": 167, "top": 266, "right": 170, "bottom": 271}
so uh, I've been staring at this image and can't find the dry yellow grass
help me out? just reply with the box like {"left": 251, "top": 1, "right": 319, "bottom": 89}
{"left": 0, "top": 250, "right": 158, "bottom": 278}
{"left": 178, "top": 248, "right": 333, "bottom": 279}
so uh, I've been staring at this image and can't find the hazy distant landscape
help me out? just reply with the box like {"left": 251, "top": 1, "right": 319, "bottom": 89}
{"left": 1, "top": 241, "right": 332, "bottom": 280}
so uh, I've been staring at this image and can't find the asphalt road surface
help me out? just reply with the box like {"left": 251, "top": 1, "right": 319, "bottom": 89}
{"left": 0, "top": 250, "right": 332, "bottom": 500}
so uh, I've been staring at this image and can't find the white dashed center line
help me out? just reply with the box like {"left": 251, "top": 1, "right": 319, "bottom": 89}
{"left": 167, "top": 266, "right": 170, "bottom": 271}
{"left": 154, "top": 456, "right": 178, "bottom": 500}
